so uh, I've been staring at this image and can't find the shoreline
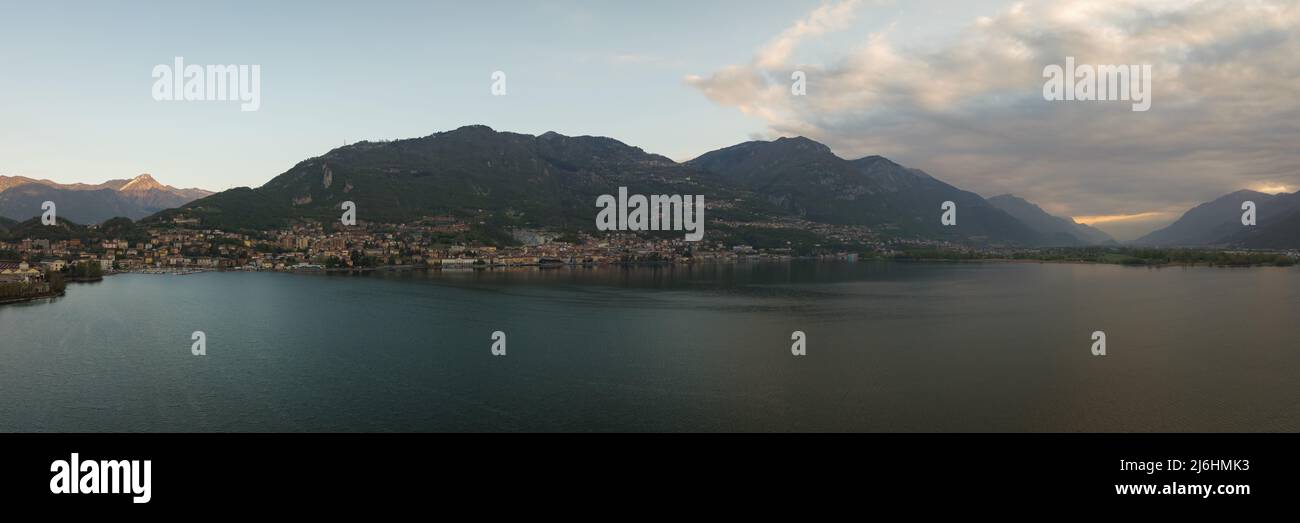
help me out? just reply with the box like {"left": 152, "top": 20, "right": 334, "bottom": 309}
{"left": 889, "top": 257, "right": 1297, "bottom": 268}
{"left": 115, "top": 256, "right": 1300, "bottom": 276}
{"left": 6, "top": 257, "right": 1293, "bottom": 307}
{"left": 0, "top": 289, "right": 65, "bottom": 305}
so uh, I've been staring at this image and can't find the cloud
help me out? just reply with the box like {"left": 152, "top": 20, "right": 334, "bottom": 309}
{"left": 1249, "top": 182, "right": 1292, "bottom": 194}
{"left": 755, "top": 0, "right": 868, "bottom": 69}
{"left": 1073, "top": 211, "right": 1173, "bottom": 225}
{"left": 686, "top": 0, "right": 1300, "bottom": 239}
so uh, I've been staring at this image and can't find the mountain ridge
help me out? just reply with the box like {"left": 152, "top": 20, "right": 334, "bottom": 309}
{"left": 147, "top": 126, "right": 1051, "bottom": 247}
{"left": 0, "top": 173, "right": 213, "bottom": 224}
{"left": 1134, "top": 190, "right": 1300, "bottom": 247}
{"left": 685, "top": 135, "right": 1046, "bottom": 245}
{"left": 10, "top": 126, "right": 1281, "bottom": 250}
{"left": 988, "top": 194, "right": 1116, "bottom": 246}
{"left": 153, "top": 125, "right": 732, "bottom": 234}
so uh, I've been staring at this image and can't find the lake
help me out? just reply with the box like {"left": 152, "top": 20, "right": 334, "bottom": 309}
{"left": 1, "top": 261, "right": 1297, "bottom": 432}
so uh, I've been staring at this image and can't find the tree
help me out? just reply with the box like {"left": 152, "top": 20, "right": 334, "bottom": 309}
{"left": 69, "top": 260, "right": 103, "bottom": 279}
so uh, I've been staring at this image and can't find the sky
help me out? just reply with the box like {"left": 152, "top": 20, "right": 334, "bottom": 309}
{"left": 1, "top": 0, "right": 1297, "bottom": 240}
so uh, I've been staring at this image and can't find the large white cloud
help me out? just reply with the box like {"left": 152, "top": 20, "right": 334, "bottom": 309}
{"left": 686, "top": 0, "right": 1300, "bottom": 239}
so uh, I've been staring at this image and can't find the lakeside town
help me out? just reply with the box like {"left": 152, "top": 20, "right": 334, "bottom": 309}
{"left": 3, "top": 213, "right": 1298, "bottom": 305}
{"left": 1, "top": 215, "right": 887, "bottom": 275}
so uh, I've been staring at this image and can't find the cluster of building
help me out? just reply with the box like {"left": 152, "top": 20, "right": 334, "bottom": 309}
{"left": 0, "top": 260, "right": 43, "bottom": 283}
{"left": 11, "top": 214, "right": 1294, "bottom": 278}
{"left": 0, "top": 216, "right": 889, "bottom": 274}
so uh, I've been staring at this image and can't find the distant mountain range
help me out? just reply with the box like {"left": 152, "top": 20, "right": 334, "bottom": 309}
{"left": 10, "top": 126, "right": 1296, "bottom": 249}
{"left": 0, "top": 174, "right": 212, "bottom": 224}
{"left": 149, "top": 125, "right": 1113, "bottom": 247}
{"left": 987, "top": 194, "right": 1116, "bottom": 245}
{"left": 1134, "top": 190, "right": 1300, "bottom": 248}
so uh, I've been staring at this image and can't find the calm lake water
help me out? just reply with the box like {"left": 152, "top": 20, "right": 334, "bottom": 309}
{"left": 1, "top": 261, "right": 1297, "bottom": 432}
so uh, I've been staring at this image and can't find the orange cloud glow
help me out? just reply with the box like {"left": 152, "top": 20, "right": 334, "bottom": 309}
{"left": 1072, "top": 212, "right": 1171, "bottom": 225}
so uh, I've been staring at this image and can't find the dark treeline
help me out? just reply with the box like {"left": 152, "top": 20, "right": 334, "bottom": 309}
{"left": 889, "top": 246, "right": 1296, "bottom": 267}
